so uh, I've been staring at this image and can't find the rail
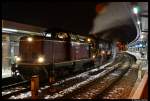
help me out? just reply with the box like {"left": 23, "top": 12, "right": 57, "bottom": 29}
{"left": 2, "top": 80, "right": 29, "bottom": 90}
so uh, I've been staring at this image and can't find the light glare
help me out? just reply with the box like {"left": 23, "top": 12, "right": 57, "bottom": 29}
{"left": 38, "top": 57, "right": 44, "bottom": 63}
{"left": 2, "top": 28, "right": 18, "bottom": 32}
{"left": 141, "top": 35, "right": 144, "bottom": 39}
{"left": 27, "top": 37, "right": 33, "bottom": 42}
{"left": 15, "top": 56, "right": 21, "bottom": 62}
{"left": 87, "top": 38, "right": 91, "bottom": 42}
{"left": 137, "top": 21, "right": 140, "bottom": 25}
{"left": 92, "top": 55, "right": 96, "bottom": 59}
{"left": 101, "top": 50, "right": 105, "bottom": 54}
{"left": 133, "top": 7, "right": 138, "bottom": 14}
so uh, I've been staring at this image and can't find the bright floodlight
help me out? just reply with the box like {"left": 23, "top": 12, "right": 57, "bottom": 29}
{"left": 141, "top": 35, "right": 144, "bottom": 39}
{"left": 27, "top": 37, "right": 33, "bottom": 42}
{"left": 38, "top": 57, "right": 44, "bottom": 63}
{"left": 139, "top": 44, "right": 142, "bottom": 47}
{"left": 133, "top": 6, "right": 140, "bottom": 14}
{"left": 137, "top": 21, "right": 140, "bottom": 25}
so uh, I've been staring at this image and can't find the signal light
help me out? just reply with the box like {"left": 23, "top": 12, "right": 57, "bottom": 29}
{"left": 133, "top": 6, "right": 140, "bottom": 14}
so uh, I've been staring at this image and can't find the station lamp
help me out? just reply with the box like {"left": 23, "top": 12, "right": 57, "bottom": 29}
{"left": 137, "top": 20, "right": 140, "bottom": 25}
{"left": 139, "top": 44, "right": 142, "bottom": 47}
{"left": 140, "top": 35, "right": 144, "bottom": 39}
{"left": 87, "top": 38, "right": 91, "bottom": 42}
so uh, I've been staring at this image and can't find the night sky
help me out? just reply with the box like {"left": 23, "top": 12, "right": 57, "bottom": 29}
{"left": 2, "top": 2, "right": 97, "bottom": 34}
{"left": 2, "top": 2, "right": 138, "bottom": 43}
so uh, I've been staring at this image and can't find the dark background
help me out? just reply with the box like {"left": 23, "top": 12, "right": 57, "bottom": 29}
{"left": 2, "top": 2, "right": 97, "bottom": 34}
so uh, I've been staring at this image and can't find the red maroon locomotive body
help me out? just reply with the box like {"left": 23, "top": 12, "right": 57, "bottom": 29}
{"left": 14, "top": 30, "right": 112, "bottom": 83}
{"left": 16, "top": 31, "right": 94, "bottom": 82}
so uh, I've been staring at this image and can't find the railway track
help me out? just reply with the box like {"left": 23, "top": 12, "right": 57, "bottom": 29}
{"left": 3, "top": 57, "right": 119, "bottom": 99}
{"left": 43, "top": 53, "right": 134, "bottom": 99}
{"left": 63, "top": 54, "right": 136, "bottom": 99}
{"left": 2, "top": 80, "right": 30, "bottom": 98}
{"left": 97, "top": 65, "right": 138, "bottom": 99}
{"left": 41, "top": 53, "right": 130, "bottom": 99}
{"left": 42, "top": 63, "right": 120, "bottom": 99}
{"left": 61, "top": 59, "right": 130, "bottom": 99}
{"left": 3, "top": 53, "right": 136, "bottom": 99}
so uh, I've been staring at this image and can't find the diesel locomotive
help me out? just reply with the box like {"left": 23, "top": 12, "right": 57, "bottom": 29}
{"left": 12, "top": 30, "right": 113, "bottom": 83}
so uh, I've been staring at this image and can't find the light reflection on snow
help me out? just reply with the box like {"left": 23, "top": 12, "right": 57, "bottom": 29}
{"left": 2, "top": 86, "right": 26, "bottom": 96}
{"left": 7, "top": 61, "right": 114, "bottom": 99}
{"left": 53, "top": 62, "right": 113, "bottom": 86}
{"left": 44, "top": 62, "right": 116, "bottom": 99}
{"left": 9, "top": 91, "right": 31, "bottom": 99}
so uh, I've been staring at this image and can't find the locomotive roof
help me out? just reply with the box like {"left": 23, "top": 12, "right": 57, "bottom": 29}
{"left": 20, "top": 35, "right": 46, "bottom": 39}
{"left": 20, "top": 32, "right": 94, "bottom": 40}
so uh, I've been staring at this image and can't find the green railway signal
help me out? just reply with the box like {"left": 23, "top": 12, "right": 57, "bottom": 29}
{"left": 133, "top": 6, "right": 141, "bottom": 14}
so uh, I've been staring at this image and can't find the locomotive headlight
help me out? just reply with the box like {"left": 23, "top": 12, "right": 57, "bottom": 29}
{"left": 27, "top": 37, "right": 33, "bottom": 42}
{"left": 15, "top": 56, "right": 21, "bottom": 62}
{"left": 38, "top": 56, "right": 44, "bottom": 63}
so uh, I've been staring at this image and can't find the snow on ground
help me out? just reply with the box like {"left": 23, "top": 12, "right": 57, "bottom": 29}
{"left": 7, "top": 61, "right": 114, "bottom": 99}
{"left": 9, "top": 91, "right": 31, "bottom": 99}
{"left": 52, "top": 61, "right": 113, "bottom": 86}
{"left": 126, "top": 51, "right": 148, "bottom": 70}
{"left": 2, "top": 68, "right": 12, "bottom": 78}
{"left": 5, "top": 61, "right": 113, "bottom": 99}
{"left": 126, "top": 51, "right": 146, "bottom": 60}
{"left": 44, "top": 62, "right": 115, "bottom": 99}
